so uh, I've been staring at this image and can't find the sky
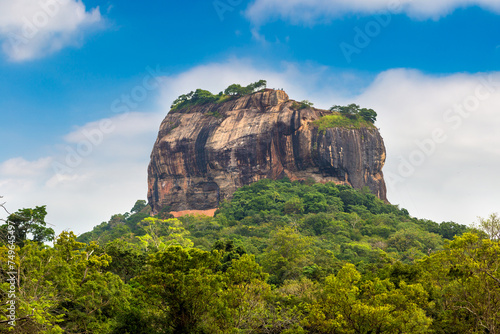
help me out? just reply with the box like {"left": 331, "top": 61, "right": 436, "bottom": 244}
{"left": 0, "top": 0, "right": 499, "bottom": 235}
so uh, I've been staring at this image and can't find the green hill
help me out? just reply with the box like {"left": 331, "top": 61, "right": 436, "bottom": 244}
{"left": 3, "top": 178, "right": 499, "bottom": 334}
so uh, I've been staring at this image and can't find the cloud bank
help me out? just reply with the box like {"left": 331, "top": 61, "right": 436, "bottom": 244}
{"left": 0, "top": 0, "right": 102, "bottom": 61}
{"left": 246, "top": 0, "right": 500, "bottom": 24}
{"left": 1, "top": 60, "right": 499, "bottom": 235}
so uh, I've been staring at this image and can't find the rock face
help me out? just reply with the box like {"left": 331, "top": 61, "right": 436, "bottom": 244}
{"left": 147, "top": 89, "right": 387, "bottom": 213}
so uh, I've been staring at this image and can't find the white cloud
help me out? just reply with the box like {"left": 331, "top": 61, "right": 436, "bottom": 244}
{"left": 356, "top": 69, "right": 500, "bottom": 226}
{"left": 0, "top": 0, "right": 102, "bottom": 61}
{"left": 0, "top": 157, "right": 52, "bottom": 177}
{"left": 246, "top": 0, "right": 500, "bottom": 24}
{"left": 2, "top": 60, "right": 499, "bottom": 236}
{"left": 157, "top": 58, "right": 367, "bottom": 111}
{"left": 0, "top": 111, "right": 162, "bottom": 235}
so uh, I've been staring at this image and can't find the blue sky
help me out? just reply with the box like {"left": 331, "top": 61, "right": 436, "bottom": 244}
{"left": 1, "top": 0, "right": 500, "bottom": 234}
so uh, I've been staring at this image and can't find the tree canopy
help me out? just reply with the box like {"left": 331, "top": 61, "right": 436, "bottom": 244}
{"left": 0, "top": 206, "right": 54, "bottom": 247}
{"left": 330, "top": 103, "right": 378, "bottom": 123}
{"left": 2, "top": 182, "right": 496, "bottom": 333}
{"left": 171, "top": 80, "right": 267, "bottom": 110}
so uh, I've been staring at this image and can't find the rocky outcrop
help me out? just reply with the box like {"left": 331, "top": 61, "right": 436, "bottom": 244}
{"left": 147, "top": 89, "right": 387, "bottom": 213}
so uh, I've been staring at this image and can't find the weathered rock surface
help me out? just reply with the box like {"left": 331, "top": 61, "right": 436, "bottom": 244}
{"left": 147, "top": 89, "right": 387, "bottom": 213}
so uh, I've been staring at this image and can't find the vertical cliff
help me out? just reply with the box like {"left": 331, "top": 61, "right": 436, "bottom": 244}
{"left": 147, "top": 89, "right": 387, "bottom": 213}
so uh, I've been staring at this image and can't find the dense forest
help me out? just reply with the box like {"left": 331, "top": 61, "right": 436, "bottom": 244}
{"left": 1, "top": 179, "right": 499, "bottom": 333}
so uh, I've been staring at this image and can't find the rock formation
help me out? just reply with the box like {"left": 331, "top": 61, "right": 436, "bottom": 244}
{"left": 147, "top": 89, "right": 387, "bottom": 213}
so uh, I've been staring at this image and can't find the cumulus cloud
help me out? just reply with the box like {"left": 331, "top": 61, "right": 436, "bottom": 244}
{"left": 1, "top": 60, "right": 499, "bottom": 235}
{"left": 156, "top": 59, "right": 367, "bottom": 111}
{"left": 356, "top": 69, "right": 500, "bottom": 225}
{"left": 0, "top": 0, "right": 102, "bottom": 61}
{"left": 246, "top": 0, "right": 500, "bottom": 24}
{"left": 0, "top": 111, "right": 162, "bottom": 235}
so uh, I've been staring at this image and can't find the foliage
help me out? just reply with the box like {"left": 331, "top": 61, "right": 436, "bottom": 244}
{"left": 171, "top": 80, "right": 267, "bottom": 111}
{"left": 475, "top": 212, "right": 500, "bottom": 240}
{"left": 302, "top": 263, "right": 432, "bottom": 333}
{"left": 313, "top": 104, "right": 377, "bottom": 131}
{"left": 263, "top": 227, "right": 314, "bottom": 284}
{"left": 293, "top": 100, "right": 314, "bottom": 110}
{"left": 135, "top": 246, "right": 222, "bottom": 333}
{"left": 418, "top": 233, "right": 500, "bottom": 333}
{"left": 330, "top": 104, "right": 378, "bottom": 123}
{"left": 314, "top": 114, "right": 375, "bottom": 131}
{"left": 0, "top": 206, "right": 54, "bottom": 247}
{"left": 136, "top": 217, "right": 193, "bottom": 252}
{"left": 224, "top": 79, "right": 267, "bottom": 96}
{"left": 0, "top": 232, "right": 129, "bottom": 333}
{"left": 2, "top": 182, "right": 487, "bottom": 333}
{"left": 130, "top": 200, "right": 147, "bottom": 213}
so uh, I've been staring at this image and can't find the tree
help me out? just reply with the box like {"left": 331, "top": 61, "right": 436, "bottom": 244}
{"left": 190, "top": 89, "right": 218, "bottom": 104}
{"left": 224, "top": 83, "right": 245, "bottom": 96}
{"left": 137, "top": 217, "right": 193, "bottom": 252}
{"left": 0, "top": 232, "right": 129, "bottom": 333}
{"left": 247, "top": 79, "right": 267, "bottom": 92}
{"left": 420, "top": 233, "right": 500, "bottom": 333}
{"left": 130, "top": 200, "right": 147, "bottom": 213}
{"left": 330, "top": 103, "right": 360, "bottom": 119}
{"left": 224, "top": 80, "right": 267, "bottom": 96}
{"left": 170, "top": 91, "right": 194, "bottom": 109}
{"left": 438, "top": 221, "right": 468, "bottom": 240}
{"left": 172, "top": 80, "right": 267, "bottom": 110}
{"left": 358, "top": 108, "right": 377, "bottom": 123}
{"left": 298, "top": 100, "right": 314, "bottom": 109}
{"left": 477, "top": 213, "right": 500, "bottom": 240}
{"left": 105, "top": 239, "right": 145, "bottom": 283}
{"left": 212, "top": 239, "right": 246, "bottom": 272}
{"left": 170, "top": 89, "right": 219, "bottom": 110}
{"left": 135, "top": 246, "right": 223, "bottom": 333}
{"left": 330, "top": 103, "right": 378, "bottom": 123}
{"left": 0, "top": 196, "right": 8, "bottom": 222}
{"left": 303, "top": 263, "right": 432, "bottom": 333}
{"left": 0, "top": 206, "right": 54, "bottom": 247}
{"left": 210, "top": 254, "right": 271, "bottom": 332}
{"left": 262, "top": 227, "right": 314, "bottom": 284}
{"left": 284, "top": 197, "right": 305, "bottom": 215}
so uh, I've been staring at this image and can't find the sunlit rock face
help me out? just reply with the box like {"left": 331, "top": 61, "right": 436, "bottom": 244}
{"left": 147, "top": 89, "right": 387, "bottom": 213}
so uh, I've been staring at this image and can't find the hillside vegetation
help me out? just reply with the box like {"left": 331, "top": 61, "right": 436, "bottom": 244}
{"left": 2, "top": 179, "right": 499, "bottom": 333}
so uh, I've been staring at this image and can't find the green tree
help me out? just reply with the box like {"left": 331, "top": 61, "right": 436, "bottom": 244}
{"left": 330, "top": 103, "right": 377, "bottom": 123}
{"left": 420, "top": 233, "right": 500, "bottom": 333}
{"left": 330, "top": 103, "right": 360, "bottom": 119}
{"left": 284, "top": 197, "right": 305, "bottom": 215}
{"left": 303, "top": 263, "right": 432, "bottom": 333}
{"left": 224, "top": 83, "right": 245, "bottom": 96}
{"left": 0, "top": 206, "right": 54, "bottom": 247}
{"left": 224, "top": 80, "right": 267, "bottom": 96}
{"left": 247, "top": 79, "right": 267, "bottom": 92}
{"left": 476, "top": 212, "right": 500, "bottom": 240}
{"left": 130, "top": 200, "right": 147, "bottom": 213}
{"left": 210, "top": 254, "right": 271, "bottom": 332}
{"left": 438, "top": 221, "right": 467, "bottom": 240}
{"left": 298, "top": 100, "right": 314, "bottom": 109}
{"left": 135, "top": 246, "right": 222, "bottom": 334}
{"left": 136, "top": 217, "right": 193, "bottom": 252}
{"left": 358, "top": 108, "right": 377, "bottom": 123}
{"left": 0, "top": 232, "right": 129, "bottom": 333}
{"left": 105, "top": 239, "right": 145, "bottom": 283}
{"left": 263, "top": 227, "right": 314, "bottom": 284}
